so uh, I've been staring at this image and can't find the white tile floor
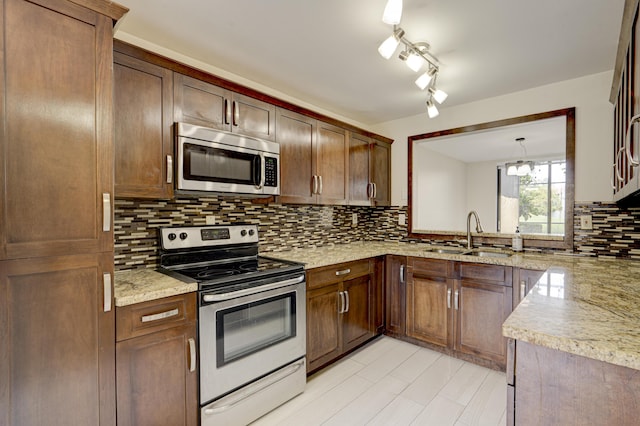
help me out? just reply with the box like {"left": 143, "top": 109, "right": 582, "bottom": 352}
{"left": 252, "top": 336, "right": 506, "bottom": 426}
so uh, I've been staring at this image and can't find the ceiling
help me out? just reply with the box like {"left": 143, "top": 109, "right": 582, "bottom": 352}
{"left": 414, "top": 116, "right": 566, "bottom": 163}
{"left": 114, "top": 0, "right": 625, "bottom": 126}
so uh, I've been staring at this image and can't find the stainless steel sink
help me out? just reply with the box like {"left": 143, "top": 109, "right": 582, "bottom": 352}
{"left": 425, "top": 247, "right": 470, "bottom": 255}
{"left": 464, "top": 250, "right": 513, "bottom": 258}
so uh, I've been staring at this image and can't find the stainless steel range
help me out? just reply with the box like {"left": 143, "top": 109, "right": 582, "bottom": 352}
{"left": 158, "top": 225, "right": 306, "bottom": 426}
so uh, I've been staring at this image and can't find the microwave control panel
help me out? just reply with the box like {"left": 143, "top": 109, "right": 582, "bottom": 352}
{"left": 264, "top": 156, "right": 278, "bottom": 187}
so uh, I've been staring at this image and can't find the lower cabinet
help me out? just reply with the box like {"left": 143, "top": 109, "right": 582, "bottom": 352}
{"left": 306, "top": 258, "right": 381, "bottom": 373}
{"left": 385, "top": 255, "right": 407, "bottom": 336}
{"left": 513, "top": 268, "right": 545, "bottom": 307}
{"left": 404, "top": 257, "right": 513, "bottom": 369}
{"left": 116, "top": 293, "right": 198, "bottom": 426}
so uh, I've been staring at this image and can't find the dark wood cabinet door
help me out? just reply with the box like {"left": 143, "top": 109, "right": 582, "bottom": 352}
{"left": 0, "top": 0, "right": 114, "bottom": 260}
{"left": 116, "top": 324, "right": 198, "bottom": 426}
{"left": 406, "top": 273, "right": 453, "bottom": 348}
{"left": 0, "top": 253, "right": 115, "bottom": 426}
{"left": 456, "top": 280, "right": 512, "bottom": 367}
{"left": 174, "top": 73, "right": 230, "bottom": 131}
{"left": 342, "top": 274, "right": 372, "bottom": 352}
{"left": 371, "top": 257, "right": 385, "bottom": 334}
{"left": 306, "top": 283, "right": 341, "bottom": 372}
{"left": 349, "top": 132, "right": 371, "bottom": 205}
{"left": 114, "top": 53, "right": 174, "bottom": 199}
{"left": 371, "top": 140, "right": 391, "bottom": 206}
{"left": 231, "top": 92, "right": 276, "bottom": 141}
{"left": 276, "top": 108, "right": 317, "bottom": 204}
{"left": 316, "top": 122, "right": 348, "bottom": 205}
{"left": 385, "top": 255, "right": 406, "bottom": 336}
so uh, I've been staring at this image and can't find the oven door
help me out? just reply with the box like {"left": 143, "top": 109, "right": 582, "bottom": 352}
{"left": 199, "top": 273, "right": 306, "bottom": 404}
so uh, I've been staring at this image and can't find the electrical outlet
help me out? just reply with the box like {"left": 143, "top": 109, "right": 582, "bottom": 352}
{"left": 580, "top": 215, "right": 593, "bottom": 230}
{"left": 398, "top": 213, "right": 406, "bottom": 226}
{"left": 206, "top": 215, "right": 216, "bottom": 225}
{"left": 352, "top": 213, "right": 358, "bottom": 226}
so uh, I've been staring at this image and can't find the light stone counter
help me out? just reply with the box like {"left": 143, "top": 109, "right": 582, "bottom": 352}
{"left": 114, "top": 268, "right": 197, "bottom": 307}
{"left": 503, "top": 258, "right": 640, "bottom": 370}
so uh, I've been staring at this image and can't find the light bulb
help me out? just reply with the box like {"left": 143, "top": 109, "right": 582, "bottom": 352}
{"left": 426, "top": 100, "right": 439, "bottom": 118}
{"left": 517, "top": 163, "right": 532, "bottom": 176}
{"left": 378, "top": 35, "right": 400, "bottom": 59}
{"left": 405, "top": 52, "right": 423, "bottom": 72}
{"left": 506, "top": 164, "right": 518, "bottom": 176}
{"left": 415, "top": 71, "right": 433, "bottom": 90}
{"left": 382, "top": 0, "right": 403, "bottom": 25}
{"left": 431, "top": 88, "right": 448, "bottom": 104}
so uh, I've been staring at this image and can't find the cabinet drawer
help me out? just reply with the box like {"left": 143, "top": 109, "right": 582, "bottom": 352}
{"left": 116, "top": 293, "right": 197, "bottom": 341}
{"left": 459, "top": 263, "right": 512, "bottom": 285}
{"left": 409, "top": 257, "right": 450, "bottom": 277}
{"left": 307, "top": 259, "right": 371, "bottom": 289}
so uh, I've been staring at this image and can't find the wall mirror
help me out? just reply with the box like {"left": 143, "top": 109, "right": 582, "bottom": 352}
{"left": 408, "top": 108, "right": 575, "bottom": 249}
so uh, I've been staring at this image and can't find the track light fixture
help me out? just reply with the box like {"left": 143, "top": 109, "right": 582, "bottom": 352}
{"left": 378, "top": 0, "right": 446, "bottom": 118}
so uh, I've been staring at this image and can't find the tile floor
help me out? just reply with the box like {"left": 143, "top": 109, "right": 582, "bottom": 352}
{"left": 252, "top": 336, "right": 506, "bottom": 426}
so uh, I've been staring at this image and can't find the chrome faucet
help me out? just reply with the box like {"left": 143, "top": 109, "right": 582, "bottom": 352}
{"left": 466, "top": 211, "right": 484, "bottom": 250}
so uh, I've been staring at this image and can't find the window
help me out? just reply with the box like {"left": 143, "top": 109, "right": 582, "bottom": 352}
{"left": 498, "top": 160, "right": 566, "bottom": 235}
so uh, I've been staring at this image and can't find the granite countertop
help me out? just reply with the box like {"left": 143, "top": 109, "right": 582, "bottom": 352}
{"left": 503, "top": 258, "right": 640, "bottom": 370}
{"left": 114, "top": 268, "right": 197, "bottom": 307}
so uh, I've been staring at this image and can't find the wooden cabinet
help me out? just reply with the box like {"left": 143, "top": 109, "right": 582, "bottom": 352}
{"left": 457, "top": 262, "right": 512, "bottom": 367}
{"left": 0, "top": 1, "right": 126, "bottom": 424}
{"left": 348, "top": 133, "right": 391, "bottom": 206}
{"left": 306, "top": 259, "right": 380, "bottom": 372}
{"left": 513, "top": 268, "right": 544, "bottom": 307}
{"left": 277, "top": 108, "right": 348, "bottom": 205}
{"left": 116, "top": 293, "right": 198, "bottom": 426}
{"left": 405, "top": 257, "right": 512, "bottom": 368}
{"left": 507, "top": 339, "right": 640, "bottom": 425}
{"left": 406, "top": 258, "right": 454, "bottom": 348}
{"left": 0, "top": 0, "right": 119, "bottom": 260}
{"left": 114, "top": 51, "right": 174, "bottom": 199}
{"left": 0, "top": 253, "right": 116, "bottom": 426}
{"left": 385, "top": 255, "right": 407, "bottom": 336}
{"left": 174, "top": 73, "right": 276, "bottom": 141}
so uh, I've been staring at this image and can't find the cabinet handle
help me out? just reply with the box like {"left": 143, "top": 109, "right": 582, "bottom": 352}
{"left": 166, "top": 155, "right": 173, "bottom": 184}
{"left": 447, "top": 288, "right": 451, "bottom": 309}
{"left": 103, "top": 273, "right": 112, "bottom": 312}
{"left": 102, "top": 193, "right": 111, "bottom": 232}
{"left": 520, "top": 280, "right": 527, "bottom": 300}
{"left": 312, "top": 175, "right": 318, "bottom": 194}
{"left": 141, "top": 308, "right": 179, "bottom": 323}
{"left": 335, "top": 268, "right": 351, "bottom": 276}
{"left": 454, "top": 289, "right": 459, "bottom": 310}
{"left": 624, "top": 113, "right": 640, "bottom": 167}
{"left": 318, "top": 175, "right": 323, "bottom": 195}
{"left": 188, "top": 338, "right": 196, "bottom": 372}
{"left": 232, "top": 100, "right": 239, "bottom": 126}
{"left": 344, "top": 290, "right": 350, "bottom": 313}
{"left": 224, "top": 99, "right": 231, "bottom": 125}
{"left": 366, "top": 182, "right": 372, "bottom": 198}
{"left": 615, "top": 146, "right": 625, "bottom": 183}
{"left": 399, "top": 265, "right": 405, "bottom": 284}
{"left": 372, "top": 182, "right": 377, "bottom": 199}
{"left": 338, "top": 291, "right": 345, "bottom": 313}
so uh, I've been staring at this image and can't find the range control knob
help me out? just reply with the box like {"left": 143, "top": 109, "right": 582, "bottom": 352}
{"left": 179, "top": 232, "right": 188, "bottom": 240}
{"left": 240, "top": 230, "right": 247, "bottom": 237}
{"left": 168, "top": 233, "right": 177, "bottom": 241}
{"left": 248, "top": 229, "right": 255, "bottom": 236}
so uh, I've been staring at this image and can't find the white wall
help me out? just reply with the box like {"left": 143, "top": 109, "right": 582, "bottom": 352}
{"left": 371, "top": 71, "right": 614, "bottom": 206}
{"left": 413, "top": 144, "right": 467, "bottom": 231}
{"left": 466, "top": 161, "right": 498, "bottom": 232}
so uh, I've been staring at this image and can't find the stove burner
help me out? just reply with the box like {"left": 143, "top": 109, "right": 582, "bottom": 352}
{"left": 196, "top": 269, "right": 236, "bottom": 280}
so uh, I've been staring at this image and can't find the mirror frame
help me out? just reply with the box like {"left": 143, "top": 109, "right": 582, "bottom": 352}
{"left": 408, "top": 107, "right": 575, "bottom": 250}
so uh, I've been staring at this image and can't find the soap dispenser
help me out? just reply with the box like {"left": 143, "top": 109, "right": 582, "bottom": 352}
{"left": 512, "top": 226, "right": 523, "bottom": 252}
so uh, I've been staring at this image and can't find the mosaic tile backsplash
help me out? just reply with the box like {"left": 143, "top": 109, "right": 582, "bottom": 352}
{"left": 114, "top": 198, "right": 640, "bottom": 270}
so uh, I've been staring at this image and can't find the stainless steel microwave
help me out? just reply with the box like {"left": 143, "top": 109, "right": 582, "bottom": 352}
{"left": 176, "top": 122, "right": 279, "bottom": 197}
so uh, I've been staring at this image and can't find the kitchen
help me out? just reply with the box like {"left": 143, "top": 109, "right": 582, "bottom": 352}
{"left": 1, "top": 0, "right": 639, "bottom": 425}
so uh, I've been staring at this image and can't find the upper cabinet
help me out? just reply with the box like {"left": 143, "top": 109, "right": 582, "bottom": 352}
{"left": 611, "top": 0, "right": 640, "bottom": 204}
{"left": 277, "top": 108, "right": 348, "bottom": 205}
{"left": 0, "top": 0, "right": 121, "bottom": 260}
{"left": 349, "top": 133, "right": 391, "bottom": 206}
{"left": 114, "top": 52, "right": 174, "bottom": 199}
{"left": 174, "top": 73, "right": 276, "bottom": 141}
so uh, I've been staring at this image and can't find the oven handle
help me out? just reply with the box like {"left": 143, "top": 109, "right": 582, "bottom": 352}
{"left": 202, "top": 358, "right": 305, "bottom": 416}
{"left": 201, "top": 274, "right": 305, "bottom": 303}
